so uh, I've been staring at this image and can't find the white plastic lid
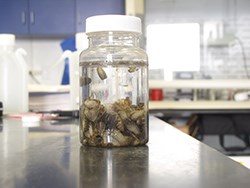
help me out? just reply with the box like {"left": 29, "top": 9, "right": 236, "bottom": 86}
{"left": 75, "top": 32, "right": 88, "bottom": 51}
{"left": 0, "top": 34, "right": 15, "bottom": 46}
{"left": 86, "top": 15, "right": 142, "bottom": 34}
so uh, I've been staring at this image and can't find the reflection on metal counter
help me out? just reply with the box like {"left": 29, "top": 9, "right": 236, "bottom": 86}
{"left": 79, "top": 146, "right": 148, "bottom": 188}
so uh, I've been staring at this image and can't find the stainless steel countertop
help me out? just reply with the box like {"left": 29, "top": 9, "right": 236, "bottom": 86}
{"left": 0, "top": 116, "right": 250, "bottom": 188}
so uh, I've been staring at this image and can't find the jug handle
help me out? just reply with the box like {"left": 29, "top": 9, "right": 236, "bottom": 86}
{"left": 15, "top": 48, "right": 28, "bottom": 70}
{"left": 15, "top": 48, "right": 27, "bottom": 60}
{"left": 15, "top": 48, "right": 27, "bottom": 56}
{"left": 47, "top": 50, "right": 72, "bottom": 72}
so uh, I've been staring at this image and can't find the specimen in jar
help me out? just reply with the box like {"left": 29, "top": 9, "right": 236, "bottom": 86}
{"left": 80, "top": 97, "right": 147, "bottom": 147}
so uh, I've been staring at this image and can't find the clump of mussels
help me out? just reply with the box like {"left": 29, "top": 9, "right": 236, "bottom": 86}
{"left": 80, "top": 97, "right": 147, "bottom": 147}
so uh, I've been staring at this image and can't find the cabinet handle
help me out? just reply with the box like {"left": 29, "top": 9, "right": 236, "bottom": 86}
{"left": 21, "top": 11, "right": 26, "bottom": 25}
{"left": 30, "top": 11, "right": 35, "bottom": 25}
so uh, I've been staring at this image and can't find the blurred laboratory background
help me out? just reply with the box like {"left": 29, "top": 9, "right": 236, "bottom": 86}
{"left": 1, "top": 0, "right": 250, "bottom": 165}
{"left": 1, "top": 0, "right": 249, "bottom": 84}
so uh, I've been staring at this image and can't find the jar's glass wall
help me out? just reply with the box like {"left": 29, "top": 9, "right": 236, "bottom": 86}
{"left": 79, "top": 32, "right": 148, "bottom": 147}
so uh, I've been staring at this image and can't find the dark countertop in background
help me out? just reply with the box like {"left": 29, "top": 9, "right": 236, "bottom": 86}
{"left": 0, "top": 116, "right": 250, "bottom": 188}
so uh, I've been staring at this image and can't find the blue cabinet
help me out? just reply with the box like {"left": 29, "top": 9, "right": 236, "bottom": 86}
{"left": 0, "top": 0, "right": 75, "bottom": 36}
{"left": 76, "top": 0, "right": 125, "bottom": 32}
{"left": 0, "top": 0, "right": 125, "bottom": 36}
{"left": 29, "top": 0, "right": 75, "bottom": 36}
{"left": 0, "top": 0, "right": 28, "bottom": 35}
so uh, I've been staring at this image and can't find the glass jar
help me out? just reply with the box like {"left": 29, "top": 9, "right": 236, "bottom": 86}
{"left": 79, "top": 15, "right": 148, "bottom": 147}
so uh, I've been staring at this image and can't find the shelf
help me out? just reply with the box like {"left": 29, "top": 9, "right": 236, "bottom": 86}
{"left": 28, "top": 84, "right": 70, "bottom": 93}
{"left": 149, "top": 101, "right": 250, "bottom": 110}
{"left": 149, "top": 80, "right": 250, "bottom": 89}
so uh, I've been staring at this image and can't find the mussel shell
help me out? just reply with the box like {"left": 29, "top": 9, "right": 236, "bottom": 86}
{"left": 84, "top": 98, "right": 100, "bottom": 109}
{"left": 130, "top": 110, "right": 145, "bottom": 121}
{"left": 80, "top": 77, "right": 91, "bottom": 86}
{"left": 125, "top": 120, "right": 140, "bottom": 135}
{"left": 128, "top": 65, "right": 138, "bottom": 73}
{"left": 97, "top": 67, "right": 107, "bottom": 80}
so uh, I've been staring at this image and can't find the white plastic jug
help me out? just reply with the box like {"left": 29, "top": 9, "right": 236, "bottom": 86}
{"left": 69, "top": 32, "right": 88, "bottom": 110}
{"left": 0, "top": 34, "right": 28, "bottom": 114}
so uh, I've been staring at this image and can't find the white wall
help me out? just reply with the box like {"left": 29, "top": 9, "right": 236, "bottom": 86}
{"left": 145, "top": 0, "right": 250, "bottom": 80}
